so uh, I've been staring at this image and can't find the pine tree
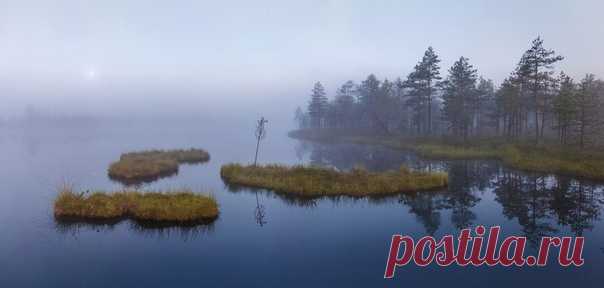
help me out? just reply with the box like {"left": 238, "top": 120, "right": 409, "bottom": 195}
{"left": 359, "top": 74, "right": 380, "bottom": 106}
{"left": 334, "top": 81, "right": 356, "bottom": 128}
{"left": 308, "top": 82, "right": 328, "bottom": 128}
{"left": 518, "top": 37, "right": 564, "bottom": 144}
{"left": 441, "top": 57, "right": 478, "bottom": 141}
{"left": 420, "top": 47, "right": 442, "bottom": 134}
{"left": 403, "top": 66, "right": 426, "bottom": 134}
{"left": 403, "top": 47, "right": 441, "bottom": 135}
{"left": 552, "top": 72, "right": 576, "bottom": 145}
{"left": 495, "top": 76, "right": 522, "bottom": 138}
{"left": 574, "top": 74, "right": 602, "bottom": 147}
{"left": 375, "top": 78, "right": 396, "bottom": 134}
{"left": 358, "top": 74, "right": 381, "bottom": 129}
{"left": 393, "top": 77, "right": 410, "bottom": 132}
{"left": 474, "top": 77, "right": 495, "bottom": 135}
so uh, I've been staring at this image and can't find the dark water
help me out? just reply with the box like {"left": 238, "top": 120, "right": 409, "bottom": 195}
{"left": 1, "top": 120, "right": 603, "bottom": 287}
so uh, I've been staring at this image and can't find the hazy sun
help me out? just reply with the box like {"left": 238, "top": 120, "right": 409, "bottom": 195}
{"left": 85, "top": 68, "right": 98, "bottom": 80}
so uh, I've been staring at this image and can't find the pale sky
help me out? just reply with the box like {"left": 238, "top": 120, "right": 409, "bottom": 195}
{"left": 1, "top": 0, "right": 603, "bottom": 118}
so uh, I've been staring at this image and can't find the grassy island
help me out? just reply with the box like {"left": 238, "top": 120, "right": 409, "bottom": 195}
{"left": 289, "top": 129, "right": 604, "bottom": 181}
{"left": 54, "top": 186, "right": 218, "bottom": 224}
{"left": 108, "top": 149, "right": 210, "bottom": 183}
{"left": 220, "top": 163, "right": 448, "bottom": 197}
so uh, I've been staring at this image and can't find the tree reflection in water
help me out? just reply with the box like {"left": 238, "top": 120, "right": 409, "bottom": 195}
{"left": 295, "top": 140, "right": 604, "bottom": 243}
{"left": 254, "top": 191, "right": 267, "bottom": 227}
{"left": 399, "top": 191, "right": 445, "bottom": 235}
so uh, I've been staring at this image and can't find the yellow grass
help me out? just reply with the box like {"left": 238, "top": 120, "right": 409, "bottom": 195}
{"left": 108, "top": 149, "right": 210, "bottom": 183}
{"left": 54, "top": 185, "right": 219, "bottom": 223}
{"left": 220, "top": 164, "right": 448, "bottom": 197}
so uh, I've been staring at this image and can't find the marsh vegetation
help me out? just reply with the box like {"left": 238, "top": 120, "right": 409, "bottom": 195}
{"left": 290, "top": 129, "right": 604, "bottom": 180}
{"left": 220, "top": 163, "right": 447, "bottom": 197}
{"left": 54, "top": 186, "right": 218, "bottom": 224}
{"left": 108, "top": 149, "right": 210, "bottom": 184}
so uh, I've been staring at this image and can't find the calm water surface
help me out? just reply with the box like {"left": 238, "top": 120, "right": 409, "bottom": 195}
{"left": 1, "top": 120, "right": 603, "bottom": 287}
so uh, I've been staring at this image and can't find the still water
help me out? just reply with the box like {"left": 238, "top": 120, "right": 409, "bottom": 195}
{"left": 1, "top": 120, "right": 603, "bottom": 287}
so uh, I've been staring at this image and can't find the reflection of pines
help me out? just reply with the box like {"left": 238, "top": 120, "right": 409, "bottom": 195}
{"left": 298, "top": 137, "right": 604, "bottom": 240}
{"left": 492, "top": 172, "right": 553, "bottom": 244}
{"left": 553, "top": 180, "right": 601, "bottom": 236}
{"left": 493, "top": 170, "right": 603, "bottom": 245}
{"left": 445, "top": 161, "right": 480, "bottom": 229}
{"left": 522, "top": 175, "right": 557, "bottom": 244}
{"left": 306, "top": 142, "right": 419, "bottom": 172}
{"left": 400, "top": 192, "right": 445, "bottom": 235}
{"left": 568, "top": 183, "right": 600, "bottom": 235}
{"left": 401, "top": 160, "right": 491, "bottom": 232}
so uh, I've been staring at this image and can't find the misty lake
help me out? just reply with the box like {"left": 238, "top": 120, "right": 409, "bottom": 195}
{"left": 1, "top": 119, "right": 603, "bottom": 287}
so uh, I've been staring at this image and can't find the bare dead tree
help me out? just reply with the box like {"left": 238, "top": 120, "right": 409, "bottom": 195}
{"left": 254, "top": 116, "right": 268, "bottom": 166}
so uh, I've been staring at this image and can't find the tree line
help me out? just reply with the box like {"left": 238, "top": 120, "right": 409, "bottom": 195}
{"left": 295, "top": 37, "right": 604, "bottom": 147}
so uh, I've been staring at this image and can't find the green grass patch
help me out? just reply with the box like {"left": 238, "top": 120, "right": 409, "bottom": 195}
{"left": 54, "top": 185, "right": 219, "bottom": 224}
{"left": 289, "top": 129, "right": 604, "bottom": 181}
{"left": 220, "top": 163, "right": 448, "bottom": 197}
{"left": 108, "top": 149, "right": 210, "bottom": 183}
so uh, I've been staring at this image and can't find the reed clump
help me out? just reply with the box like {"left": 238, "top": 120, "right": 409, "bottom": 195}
{"left": 108, "top": 149, "right": 210, "bottom": 183}
{"left": 220, "top": 164, "right": 448, "bottom": 197}
{"left": 54, "top": 186, "right": 218, "bottom": 223}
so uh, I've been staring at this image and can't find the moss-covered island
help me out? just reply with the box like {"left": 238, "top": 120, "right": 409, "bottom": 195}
{"left": 54, "top": 186, "right": 219, "bottom": 224}
{"left": 220, "top": 163, "right": 448, "bottom": 197}
{"left": 289, "top": 129, "right": 604, "bottom": 181}
{"left": 108, "top": 149, "right": 210, "bottom": 184}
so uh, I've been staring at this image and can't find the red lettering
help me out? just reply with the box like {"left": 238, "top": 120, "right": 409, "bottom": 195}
{"left": 537, "top": 237, "right": 561, "bottom": 266}
{"left": 384, "top": 226, "right": 583, "bottom": 276}
{"left": 435, "top": 235, "right": 455, "bottom": 266}
{"left": 558, "top": 237, "right": 585, "bottom": 266}
{"left": 456, "top": 229, "right": 472, "bottom": 266}
{"left": 384, "top": 235, "right": 414, "bottom": 278}
{"left": 484, "top": 226, "right": 501, "bottom": 266}
{"left": 414, "top": 236, "right": 437, "bottom": 266}
{"left": 469, "top": 226, "right": 486, "bottom": 266}
{"left": 499, "top": 236, "right": 526, "bottom": 266}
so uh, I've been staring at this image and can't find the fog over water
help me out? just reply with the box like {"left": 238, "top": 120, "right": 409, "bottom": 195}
{"left": 3, "top": 2, "right": 604, "bottom": 286}
{"left": 1, "top": 0, "right": 604, "bottom": 123}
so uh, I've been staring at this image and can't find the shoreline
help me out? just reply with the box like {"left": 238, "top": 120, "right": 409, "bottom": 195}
{"left": 288, "top": 129, "right": 604, "bottom": 181}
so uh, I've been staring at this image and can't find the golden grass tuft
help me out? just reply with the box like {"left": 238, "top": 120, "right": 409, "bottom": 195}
{"left": 54, "top": 185, "right": 219, "bottom": 223}
{"left": 108, "top": 149, "right": 210, "bottom": 183}
{"left": 220, "top": 163, "right": 448, "bottom": 197}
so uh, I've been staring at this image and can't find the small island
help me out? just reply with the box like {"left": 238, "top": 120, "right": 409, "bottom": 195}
{"left": 108, "top": 149, "right": 210, "bottom": 184}
{"left": 54, "top": 186, "right": 219, "bottom": 224}
{"left": 220, "top": 163, "right": 448, "bottom": 197}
